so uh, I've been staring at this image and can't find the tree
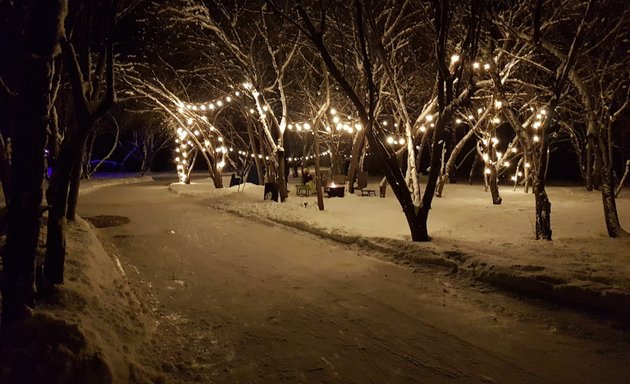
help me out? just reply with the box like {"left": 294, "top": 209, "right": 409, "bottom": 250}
{"left": 1, "top": 0, "right": 67, "bottom": 327}
{"left": 278, "top": 0, "right": 483, "bottom": 241}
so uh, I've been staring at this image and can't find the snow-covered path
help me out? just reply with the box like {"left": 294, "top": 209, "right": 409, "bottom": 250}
{"left": 79, "top": 180, "right": 630, "bottom": 384}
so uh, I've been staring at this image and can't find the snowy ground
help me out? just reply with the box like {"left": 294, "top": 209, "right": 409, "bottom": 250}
{"left": 78, "top": 180, "right": 630, "bottom": 383}
{"left": 170, "top": 175, "right": 630, "bottom": 316}
{"left": 1, "top": 174, "right": 628, "bottom": 383}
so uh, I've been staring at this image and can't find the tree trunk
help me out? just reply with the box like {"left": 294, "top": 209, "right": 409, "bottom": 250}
{"left": 44, "top": 134, "right": 78, "bottom": 284}
{"left": 2, "top": 0, "right": 67, "bottom": 328}
{"left": 596, "top": 135, "right": 628, "bottom": 237}
{"left": 313, "top": 133, "right": 324, "bottom": 211}
{"left": 276, "top": 149, "right": 288, "bottom": 202}
{"left": 346, "top": 129, "right": 365, "bottom": 193}
{"left": 468, "top": 154, "right": 478, "bottom": 185}
{"left": 533, "top": 144, "right": 552, "bottom": 240}
{"left": 488, "top": 167, "right": 502, "bottom": 205}
{"left": 66, "top": 144, "right": 86, "bottom": 221}
{"left": 0, "top": 135, "right": 12, "bottom": 205}
{"left": 533, "top": 179, "right": 552, "bottom": 240}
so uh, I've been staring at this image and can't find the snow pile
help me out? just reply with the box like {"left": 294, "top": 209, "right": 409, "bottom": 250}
{"left": 170, "top": 177, "right": 630, "bottom": 315}
{"left": 0, "top": 218, "right": 160, "bottom": 384}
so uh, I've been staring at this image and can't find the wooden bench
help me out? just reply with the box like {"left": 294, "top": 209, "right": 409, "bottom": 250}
{"left": 296, "top": 184, "right": 310, "bottom": 196}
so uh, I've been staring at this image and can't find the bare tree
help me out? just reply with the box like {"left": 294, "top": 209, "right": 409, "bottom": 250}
{"left": 1, "top": 0, "right": 67, "bottom": 327}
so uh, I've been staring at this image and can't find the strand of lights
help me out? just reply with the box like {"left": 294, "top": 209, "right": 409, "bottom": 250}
{"left": 286, "top": 108, "right": 362, "bottom": 135}
{"left": 450, "top": 54, "right": 493, "bottom": 72}
{"left": 177, "top": 87, "right": 244, "bottom": 113}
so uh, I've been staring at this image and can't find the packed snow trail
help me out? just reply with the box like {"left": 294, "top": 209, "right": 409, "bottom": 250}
{"left": 79, "top": 179, "right": 630, "bottom": 384}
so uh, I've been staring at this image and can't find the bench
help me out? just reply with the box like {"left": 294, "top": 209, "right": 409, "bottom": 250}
{"left": 296, "top": 184, "right": 310, "bottom": 196}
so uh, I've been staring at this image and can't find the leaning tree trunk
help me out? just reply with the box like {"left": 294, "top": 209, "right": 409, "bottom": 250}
{"left": 615, "top": 160, "right": 630, "bottom": 197}
{"left": 2, "top": 0, "right": 67, "bottom": 328}
{"left": 436, "top": 127, "right": 475, "bottom": 197}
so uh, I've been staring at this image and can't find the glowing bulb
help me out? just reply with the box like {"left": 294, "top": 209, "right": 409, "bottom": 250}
{"left": 330, "top": 108, "right": 337, "bottom": 115}
{"left": 355, "top": 123, "right": 362, "bottom": 131}
{"left": 200, "top": 105, "right": 206, "bottom": 111}
{"left": 451, "top": 54, "right": 460, "bottom": 63}
{"left": 249, "top": 108, "right": 255, "bottom": 114}
{"left": 187, "top": 118, "right": 193, "bottom": 125}
{"left": 425, "top": 114, "right": 433, "bottom": 122}
{"left": 192, "top": 105, "right": 198, "bottom": 111}
{"left": 262, "top": 105, "right": 268, "bottom": 112}
{"left": 484, "top": 168, "right": 491, "bottom": 174}
{"left": 483, "top": 63, "right": 490, "bottom": 70}
{"left": 382, "top": 120, "right": 388, "bottom": 126}
{"left": 209, "top": 104, "right": 215, "bottom": 110}
{"left": 333, "top": 116, "right": 340, "bottom": 124}
{"left": 226, "top": 96, "right": 232, "bottom": 102}
{"left": 494, "top": 100, "right": 503, "bottom": 109}
{"left": 473, "top": 62, "right": 480, "bottom": 69}
{"left": 217, "top": 100, "right": 223, "bottom": 107}
{"left": 303, "top": 122, "right": 311, "bottom": 130}
{"left": 420, "top": 126, "right": 427, "bottom": 133}
{"left": 288, "top": 124, "right": 293, "bottom": 130}
{"left": 533, "top": 121, "right": 541, "bottom": 129}
{"left": 386, "top": 136, "right": 395, "bottom": 144}
{"left": 455, "top": 118, "right": 462, "bottom": 124}
{"left": 398, "top": 138, "right": 405, "bottom": 145}
{"left": 524, "top": 163, "right": 531, "bottom": 168}
{"left": 511, "top": 147, "right": 518, "bottom": 153}
{"left": 492, "top": 117, "right": 501, "bottom": 124}
{"left": 533, "top": 135, "right": 540, "bottom": 142}
{"left": 194, "top": 130, "right": 200, "bottom": 136}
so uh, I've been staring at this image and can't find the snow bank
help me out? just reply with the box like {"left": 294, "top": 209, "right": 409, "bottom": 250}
{"left": 0, "top": 218, "right": 160, "bottom": 384}
{"left": 170, "top": 177, "right": 630, "bottom": 317}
